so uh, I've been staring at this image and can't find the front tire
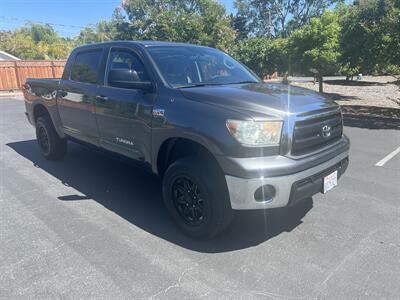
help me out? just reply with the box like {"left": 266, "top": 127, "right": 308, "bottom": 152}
{"left": 162, "top": 156, "right": 233, "bottom": 239}
{"left": 36, "top": 116, "right": 67, "bottom": 160}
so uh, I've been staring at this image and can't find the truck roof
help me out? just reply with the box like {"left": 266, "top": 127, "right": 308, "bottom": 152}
{"left": 74, "top": 40, "right": 209, "bottom": 51}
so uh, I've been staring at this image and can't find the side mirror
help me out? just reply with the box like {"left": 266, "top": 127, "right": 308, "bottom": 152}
{"left": 108, "top": 69, "right": 153, "bottom": 91}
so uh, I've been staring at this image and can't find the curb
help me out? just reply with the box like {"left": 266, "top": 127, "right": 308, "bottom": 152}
{"left": 0, "top": 92, "right": 23, "bottom": 98}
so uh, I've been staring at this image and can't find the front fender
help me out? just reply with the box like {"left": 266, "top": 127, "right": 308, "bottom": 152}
{"left": 150, "top": 95, "right": 247, "bottom": 174}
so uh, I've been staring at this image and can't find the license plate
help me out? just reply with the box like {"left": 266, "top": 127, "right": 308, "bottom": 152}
{"left": 323, "top": 170, "right": 338, "bottom": 193}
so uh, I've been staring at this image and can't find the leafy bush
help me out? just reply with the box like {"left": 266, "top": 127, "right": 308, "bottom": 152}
{"left": 0, "top": 24, "right": 74, "bottom": 60}
{"left": 380, "top": 64, "right": 400, "bottom": 75}
{"left": 229, "top": 37, "right": 289, "bottom": 77}
{"left": 339, "top": 64, "right": 361, "bottom": 78}
{"left": 338, "top": 0, "right": 400, "bottom": 75}
{"left": 288, "top": 11, "right": 341, "bottom": 91}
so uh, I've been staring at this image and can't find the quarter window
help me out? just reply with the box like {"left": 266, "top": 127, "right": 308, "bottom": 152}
{"left": 70, "top": 49, "right": 102, "bottom": 84}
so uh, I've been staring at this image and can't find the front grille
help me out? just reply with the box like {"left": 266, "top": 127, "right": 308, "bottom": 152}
{"left": 291, "top": 109, "right": 343, "bottom": 156}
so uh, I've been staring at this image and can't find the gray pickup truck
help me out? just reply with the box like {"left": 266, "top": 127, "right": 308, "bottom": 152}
{"left": 23, "top": 41, "right": 349, "bottom": 238}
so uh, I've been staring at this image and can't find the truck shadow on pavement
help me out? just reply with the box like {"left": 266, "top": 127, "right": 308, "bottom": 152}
{"left": 7, "top": 140, "right": 313, "bottom": 253}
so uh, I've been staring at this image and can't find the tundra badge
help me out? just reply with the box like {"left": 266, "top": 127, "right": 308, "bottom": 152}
{"left": 152, "top": 108, "right": 165, "bottom": 117}
{"left": 116, "top": 137, "right": 134, "bottom": 146}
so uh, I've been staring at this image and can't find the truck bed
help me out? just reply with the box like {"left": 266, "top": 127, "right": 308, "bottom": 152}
{"left": 23, "top": 78, "right": 61, "bottom": 99}
{"left": 25, "top": 78, "right": 61, "bottom": 89}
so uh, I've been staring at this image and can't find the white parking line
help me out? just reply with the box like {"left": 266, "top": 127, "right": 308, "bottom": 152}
{"left": 375, "top": 146, "right": 400, "bottom": 167}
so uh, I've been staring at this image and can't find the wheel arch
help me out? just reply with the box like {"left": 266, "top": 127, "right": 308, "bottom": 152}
{"left": 156, "top": 137, "right": 224, "bottom": 177}
{"left": 33, "top": 103, "right": 51, "bottom": 124}
{"left": 32, "top": 103, "right": 66, "bottom": 139}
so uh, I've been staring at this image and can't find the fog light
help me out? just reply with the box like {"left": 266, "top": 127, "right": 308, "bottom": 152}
{"left": 254, "top": 184, "right": 276, "bottom": 202}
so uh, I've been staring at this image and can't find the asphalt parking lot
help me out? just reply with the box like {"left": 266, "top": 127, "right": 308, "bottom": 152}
{"left": 1, "top": 97, "right": 399, "bottom": 299}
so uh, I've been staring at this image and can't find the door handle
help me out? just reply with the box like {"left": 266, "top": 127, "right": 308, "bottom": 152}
{"left": 96, "top": 95, "right": 109, "bottom": 103}
{"left": 57, "top": 90, "right": 68, "bottom": 98}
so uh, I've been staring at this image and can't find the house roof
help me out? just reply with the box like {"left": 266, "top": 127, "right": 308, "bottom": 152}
{"left": 0, "top": 51, "right": 20, "bottom": 60}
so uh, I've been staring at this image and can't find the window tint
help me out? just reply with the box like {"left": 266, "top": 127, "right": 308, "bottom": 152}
{"left": 197, "top": 55, "right": 232, "bottom": 81}
{"left": 70, "top": 49, "right": 102, "bottom": 84}
{"left": 147, "top": 46, "right": 259, "bottom": 88}
{"left": 107, "top": 49, "right": 149, "bottom": 85}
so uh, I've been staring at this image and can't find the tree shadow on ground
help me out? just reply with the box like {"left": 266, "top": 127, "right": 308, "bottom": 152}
{"left": 342, "top": 105, "right": 400, "bottom": 130}
{"left": 323, "top": 92, "right": 360, "bottom": 101}
{"left": 324, "top": 79, "right": 388, "bottom": 87}
{"left": 7, "top": 140, "right": 313, "bottom": 253}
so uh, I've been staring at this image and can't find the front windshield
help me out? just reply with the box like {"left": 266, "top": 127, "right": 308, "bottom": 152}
{"left": 147, "top": 46, "right": 260, "bottom": 88}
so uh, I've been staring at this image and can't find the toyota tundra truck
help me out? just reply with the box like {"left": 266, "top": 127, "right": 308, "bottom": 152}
{"left": 23, "top": 41, "right": 350, "bottom": 238}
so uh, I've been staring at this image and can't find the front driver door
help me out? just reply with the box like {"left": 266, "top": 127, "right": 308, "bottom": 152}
{"left": 95, "top": 47, "right": 155, "bottom": 163}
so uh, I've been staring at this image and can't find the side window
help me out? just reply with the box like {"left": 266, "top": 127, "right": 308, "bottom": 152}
{"left": 107, "top": 48, "right": 149, "bottom": 86}
{"left": 70, "top": 49, "right": 102, "bottom": 84}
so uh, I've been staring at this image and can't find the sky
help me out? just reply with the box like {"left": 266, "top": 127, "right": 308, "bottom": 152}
{"left": 0, "top": 0, "right": 236, "bottom": 38}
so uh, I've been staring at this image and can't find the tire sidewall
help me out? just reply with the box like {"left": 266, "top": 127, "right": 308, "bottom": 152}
{"left": 162, "top": 157, "right": 228, "bottom": 238}
{"left": 35, "top": 116, "right": 66, "bottom": 160}
{"left": 36, "top": 118, "right": 53, "bottom": 158}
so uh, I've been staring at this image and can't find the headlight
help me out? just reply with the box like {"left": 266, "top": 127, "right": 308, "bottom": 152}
{"left": 226, "top": 120, "right": 283, "bottom": 146}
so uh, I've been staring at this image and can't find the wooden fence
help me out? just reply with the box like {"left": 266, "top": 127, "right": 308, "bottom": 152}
{"left": 0, "top": 60, "right": 66, "bottom": 91}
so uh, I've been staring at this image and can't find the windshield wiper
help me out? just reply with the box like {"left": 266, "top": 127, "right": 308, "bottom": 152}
{"left": 225, "top": 80, "right": 259, "bottom": 85}
{"left": 177, "top": 80, "right": 259, "bottom": 89}
{"left": 177, "top": 83, "right": 222, "bottom": 89}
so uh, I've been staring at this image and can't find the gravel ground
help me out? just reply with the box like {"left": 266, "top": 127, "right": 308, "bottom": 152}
{"left": 291, "top": 76, "right": 400, "bottom": 109}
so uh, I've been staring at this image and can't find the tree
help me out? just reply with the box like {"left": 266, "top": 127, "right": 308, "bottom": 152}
{"left": 77, "top": 8, "right": 131, "bottom": 44}
{"left": 0, "top": 24, "right": 74, "bottom": 59}
{"left": 289, "top": 11, "right": 341, "bottom": 92}
{"left": 234, "top": 0, "right": 337, "bottom": 38}
{"left": 0, "top": 30, "right": 37, "bottom": 59}
{"left": 77, "top": 26, "right": 99, "bottom": 44}
{"left": 230, "top": 12, "right": 251, "bottom": 41}
{"left": 79, "top": 1, "right": 236, "bottom": 50}
{"left": 229, "top": 37, "right": 289, "bottom": 77}
{"left": 25, "top": 23, "right": 59, "bottom": 44}
{"left": 338, "top": 0, "right": 400, "bottom": 75}
{"left": 127, "top": 0, "right": 236, "bottom": 48}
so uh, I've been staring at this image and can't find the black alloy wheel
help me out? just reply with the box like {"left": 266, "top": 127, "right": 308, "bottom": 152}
{"left": 37, "top": 126, "right": 50, "bottom": 155}
{"left": 162, "top": 155, "right": 234, "bottom": 239}
{"left": 171, "top": 175, "right": 204, "bottom": 226}
{"left": 35, "top": 116, "right": 67, "bottom": 160}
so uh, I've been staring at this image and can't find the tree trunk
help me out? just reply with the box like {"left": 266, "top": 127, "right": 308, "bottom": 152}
{"left": 318, "top": 74, "right": 323, "bottom": 93}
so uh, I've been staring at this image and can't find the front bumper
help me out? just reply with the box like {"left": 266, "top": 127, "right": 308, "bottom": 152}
{"left": 224, "top": 140, "right": 349, "bottom": 210}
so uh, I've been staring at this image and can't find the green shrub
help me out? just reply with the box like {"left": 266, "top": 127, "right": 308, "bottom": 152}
{"left": 381, "top": 64, "right": 400, "bottom": 76}
{"left": 339, "top": 64, "right": 360, "bottom": 78}
{"left": 229, "top": 37, "right": 288, "bottom": 77}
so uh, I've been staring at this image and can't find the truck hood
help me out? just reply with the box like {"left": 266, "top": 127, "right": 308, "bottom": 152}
{"left": 180, "top": 82, "right": 338, "bottom": 119}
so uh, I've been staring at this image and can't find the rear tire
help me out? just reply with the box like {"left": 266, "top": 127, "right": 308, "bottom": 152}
{"left": 36, "top": 116, "right": 67, "bottom": 160}
{"left": 162, "top": 156, "right": 233, "bottom": 239}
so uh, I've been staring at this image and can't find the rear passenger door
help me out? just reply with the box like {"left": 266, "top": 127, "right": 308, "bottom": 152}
{"left": 95, "top": 47, "right": 155, "bottom": 163}
{"left": 58, "top": 48, "right": 103, "bottom": 145}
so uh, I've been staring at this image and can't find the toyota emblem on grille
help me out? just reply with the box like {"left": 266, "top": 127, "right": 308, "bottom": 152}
{"left": 322, "top": 125, "right": 331, "bottom": 138}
